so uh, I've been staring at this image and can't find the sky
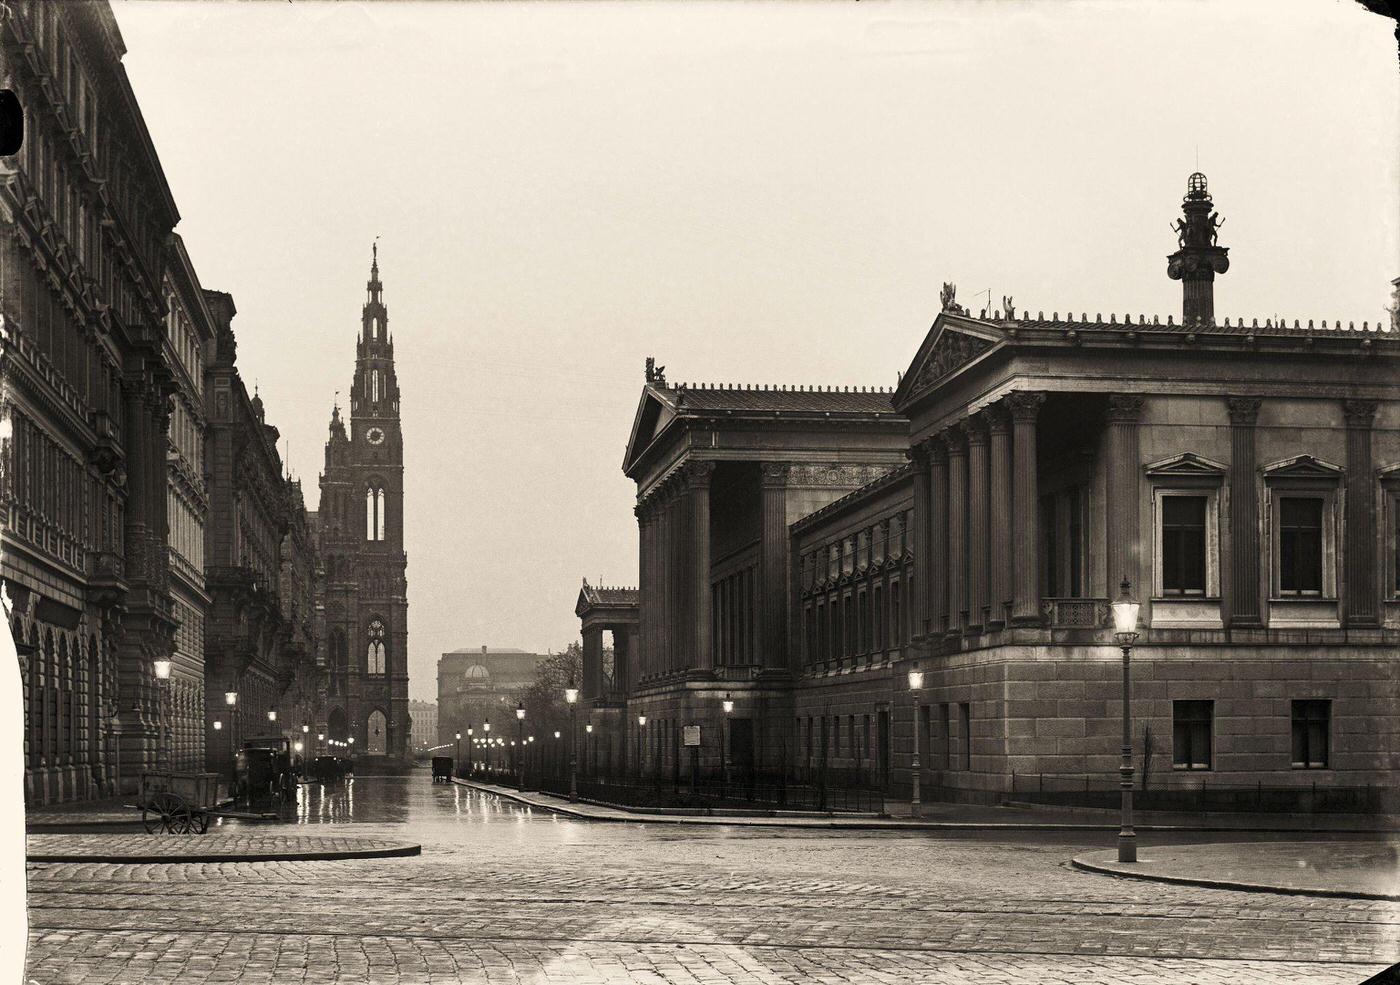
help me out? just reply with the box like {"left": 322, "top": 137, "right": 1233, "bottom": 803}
{"left": 110, "top": 0, "right": 1399, "bottom": 703}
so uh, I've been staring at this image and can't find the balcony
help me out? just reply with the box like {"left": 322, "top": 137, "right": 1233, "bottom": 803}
{"left": 1040, "top": 597, "right": 1109, "bottom": 630}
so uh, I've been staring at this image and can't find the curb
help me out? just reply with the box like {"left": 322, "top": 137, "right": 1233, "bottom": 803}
{"left": 25, "top": 840, "right": 422, "bottom": 864}
{"left": 450, "top": 780, "right": 1392, "bottom": 833}
{"left": 1069, "top": 856, "right": 1400, "bottom": 902}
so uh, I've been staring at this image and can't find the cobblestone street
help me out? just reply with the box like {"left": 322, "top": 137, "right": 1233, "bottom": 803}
{"left": 23, "top": 773, "right": 1400, "bottom": 984}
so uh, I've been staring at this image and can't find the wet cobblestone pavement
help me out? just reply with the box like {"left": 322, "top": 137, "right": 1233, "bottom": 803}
{"left": 24, "top": 771, "right": 1400, "bottom": 984}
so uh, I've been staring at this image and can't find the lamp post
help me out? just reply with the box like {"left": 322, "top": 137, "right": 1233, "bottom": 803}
{"left": 1111, "top": 578, "right": 1141, "bottom": 864}
{"left": 153, "top": 659, "right": 171, "bottom": 771}
{"left": 565, "top": 681, "right": 580, "bottom": 802}
{"left": 585, "top": 722, "right": 593, "bottom": 778}
{"left": 466, "top": 727, "right": 474, "bottom": 775}
{"left": 301, "top": 723, "right": 310, "bottom": 776}
{"left": 483, "top": 719, "right": 492, "bottom": 774}
{"left": 636, "top": 714, "right": 647, "bottom": 781}
{"left": 224, "top": 690, "right": 238, "bottom": 784}
{"left": 455, "top": 731, "right": 462, "bottom": 775}
{"left": 721, "top": 694, "right": 734, "bottom": 795}
{"left": 515, "top": 702, "right": 526, "bottom": 791}
{"left": 907, "top": 665, "right": 924, "bottom": 818}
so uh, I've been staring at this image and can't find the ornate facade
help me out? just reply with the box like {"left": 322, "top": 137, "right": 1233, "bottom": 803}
{"left": 318, "top": 250, "right": 410, "bottom": 759}
{"left": 2, "top": 2, "right": 182, "bottom": 801}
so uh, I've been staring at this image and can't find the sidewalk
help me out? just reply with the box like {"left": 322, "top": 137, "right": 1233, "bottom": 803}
{"left": 1073, "top": 841, "right": 1400, "bottom": 901}
{"left": 450, "top": 778, "right": 1400, "bottom": 833}
{"left": 25, "top": 832, "right": 421, "bottom": 864}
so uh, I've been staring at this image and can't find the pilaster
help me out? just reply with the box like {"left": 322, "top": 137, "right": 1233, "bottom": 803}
{"left": 1344, "top": 399, "right": 1378, "bottom": 626}
{"left": 1226, "top": 396, "right": 1263, "bottom": 628}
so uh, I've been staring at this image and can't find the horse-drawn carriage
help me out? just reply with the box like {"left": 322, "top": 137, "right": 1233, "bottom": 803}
{"left": 312, "top": 755, "right": 354, "bottom": 783}
{"left": 431, "top": 756, "right": 454, "bottom": 783}
{"left": 235, "top": 735, "right": 297, "bottom": 802}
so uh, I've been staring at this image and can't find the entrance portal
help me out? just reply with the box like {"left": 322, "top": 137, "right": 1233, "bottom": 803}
{"left": 367, "top": 710, "right": 387, "bottom": 756}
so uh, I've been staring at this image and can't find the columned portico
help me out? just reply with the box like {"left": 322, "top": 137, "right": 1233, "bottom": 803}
{"left": 945, "top": 425, "right": 968, "bottom": 635}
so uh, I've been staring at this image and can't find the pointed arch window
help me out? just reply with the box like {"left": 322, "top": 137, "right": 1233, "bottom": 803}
{"left": 370, "top": 369, "right": 380, "bottom": 403}
{"left": 366, "top": 484, "right": 386, "bottom": 541}
{"left": 367, "top": 619, "right": 386, "bottom": 675}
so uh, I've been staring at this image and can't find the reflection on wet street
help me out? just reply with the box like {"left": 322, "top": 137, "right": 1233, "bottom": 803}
{"left": 215, "top": 764, "right": 567, "bottom": 847}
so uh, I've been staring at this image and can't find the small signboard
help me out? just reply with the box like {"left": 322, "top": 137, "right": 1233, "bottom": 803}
{"left": 682, "top": 725, "right": 701, "bottom": 747}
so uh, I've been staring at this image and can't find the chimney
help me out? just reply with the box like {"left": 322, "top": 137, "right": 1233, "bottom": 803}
{"left": 1166, "top": 172, "right": 1230, "bottom": 324}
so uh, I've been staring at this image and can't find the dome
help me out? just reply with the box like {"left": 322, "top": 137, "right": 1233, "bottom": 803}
{"left": 463, "top": 664, "right": 490, "bottom": 680}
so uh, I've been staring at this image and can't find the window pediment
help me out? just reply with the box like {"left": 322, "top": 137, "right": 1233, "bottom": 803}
{"left": 1144, "top": 453, "right": 1227, "bottom": 481}
{"left": 1262, "top": 455, "right": 1343, "bottom": 482}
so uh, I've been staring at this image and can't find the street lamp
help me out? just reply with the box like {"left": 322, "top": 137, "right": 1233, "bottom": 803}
{"left": 153, "top": 659, "right": 171, "bottom": 771}
{"left": 1111, "top": 578, "right": 1141, "bottom": 864}
{"left": 515, "top": 702, "right": 526, "bottom": 791}
{"left": 721, "top": 694, "right": 733, "bottom": 795}
{"left": 267, "top": 709, "right": 277, "bottom": 724}
{"left": 585, "top": 722, "right": 594, "bottom": 778}
{"left": 636, "top": 714, "right": 647, "bottom": 781}
{"left": 455, "top": 731, "right": 462, "bottom": 774}
{"left": 224, "top": 690, "right": 238, "bottom": 781}
{"left": 565, "top": 679, "right": 580, "bottom": 802}
{"left": 466, "top": 727, "right": 474, "bottom": 775}
{"left": 907, "top": 665, "right": 925, "bottom": 818}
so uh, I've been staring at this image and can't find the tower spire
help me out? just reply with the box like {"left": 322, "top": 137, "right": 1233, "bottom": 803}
{"left": 1167, "top": 172, "right": 1230, "bottom": 325}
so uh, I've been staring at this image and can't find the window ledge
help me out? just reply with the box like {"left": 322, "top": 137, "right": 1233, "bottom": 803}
{"left": 1268, "top": 598, "right": 1340, "bottom": 629}
{"left": 1150, "top": 598, "right": 1223, "bottom": 629}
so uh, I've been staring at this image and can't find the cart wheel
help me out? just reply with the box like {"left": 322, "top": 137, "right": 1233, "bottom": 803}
{"left": 142, "top": 792, "right": 189, "bottom": 834}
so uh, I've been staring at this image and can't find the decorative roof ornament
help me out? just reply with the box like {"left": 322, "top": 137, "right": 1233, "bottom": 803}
{"left": 1167, "top": 172, "right": 1230, "bottom": 325}
{"left": 1002, "top": 296, "right": 1015, "bottom": 319}
{"left": 645, "top": 356, "right": 666, "bottom": 386}
{"left": 940, "top": 282, "right": 966, "bottom": 315}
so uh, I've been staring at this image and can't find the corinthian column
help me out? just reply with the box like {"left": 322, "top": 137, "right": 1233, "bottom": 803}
{"left": 987, "top": 405, "right": 1012, "bottom": 627}
{"left": 686, "top": 461, "right": 716, "bottom": 672}
{"left": 927, "top": 438, "right": 949, "bottom": 634}
{"left": 1226, "top": 397, "right": 1262, "bottom": 628}
{"left": 1105, "top": 394, "right": 1145, "bottom": 594}
{"left": 1344, "top": 399, "right": 1378, "bottom": 627}
{"left": 909, "top": 443, "right": 931, "bottom": 638}
{"left": 1008, "top": 392, "right": 1045, "bottom": 625}
{"left": 966, "top": 416, "right": 990, "bottom": 632}
{"left": 945, "top": 425, "right": 968, "bottom": 634}
{"left": 759, "top": 463, "right": 789, "bottom": 667}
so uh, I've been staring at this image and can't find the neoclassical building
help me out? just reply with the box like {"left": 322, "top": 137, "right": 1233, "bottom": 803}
{"left": 594, "top": 174, "right": 1398, "bottom": 804}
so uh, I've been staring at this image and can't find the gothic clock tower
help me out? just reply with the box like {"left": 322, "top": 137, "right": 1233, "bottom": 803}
{"left": 319, "top": 245, "right": 410, "bottom": 760}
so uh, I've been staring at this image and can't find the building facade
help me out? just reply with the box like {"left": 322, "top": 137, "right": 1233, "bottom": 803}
{"left": 318, "top": 250, "right": 410, "bottom": 759}
{"left": 408, "top": 699, "right": 437, "bottom": 753}
{"left": 1, "top": 2, "right": 183, "bottom": 801}
{"left": 161, "top": 236, "right": 213, "bottom": 772}
{"left": 594, "top": 174, "right": 1398, "bottom": 806}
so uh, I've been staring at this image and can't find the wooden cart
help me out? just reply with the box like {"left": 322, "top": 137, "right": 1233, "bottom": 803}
{"left": 138, "top": 770, "right": 221, "bottom": 833}
{"left": 135, "top": 770, "right": 280, "bottom": 833}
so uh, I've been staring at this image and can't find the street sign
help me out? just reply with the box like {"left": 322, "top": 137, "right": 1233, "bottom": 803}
{"left": 682, "top": 725, "right": 701, "bottom": 747}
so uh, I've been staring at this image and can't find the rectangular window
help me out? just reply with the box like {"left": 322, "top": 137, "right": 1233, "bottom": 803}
{"left": 891, "top": 581, "right": 902, "bottom": 646}
{"left": 848, "top": 715, "right": 856, "bottom": 762}
{"left": 1291, "top": 700, "right": 1330, "bottom": 769}
{"left": 873, "top": 585, "right": 883, "bottom": 651}
{"left": 1162, "top": 496, "right": 1208, "bottom": 595}
{"left": 1279, "top": 498, "right": 1323, "bottom": 595}
{"left": 958, "top": 703, "right": 972, "bottom": 771}
{"left": 1172, "top": 700, "right": 1213, "bottom": 770}
{"left": 1068, "top": 487, "right": 1084, "bottom": 598}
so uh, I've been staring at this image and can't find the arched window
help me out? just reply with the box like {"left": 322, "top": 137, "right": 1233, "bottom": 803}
{"left": 370, "top": 369, "right": 380, "bottom": 403}
{"left": 366, "top": 619, "right": 386, "bottom": 675}
{"left": 366, "top": 485, "right": 386, "bottom": 541}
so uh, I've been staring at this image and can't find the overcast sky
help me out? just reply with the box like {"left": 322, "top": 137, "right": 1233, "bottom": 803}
{"left": 112, "top": 0, "right": 1398, "bottom": 702}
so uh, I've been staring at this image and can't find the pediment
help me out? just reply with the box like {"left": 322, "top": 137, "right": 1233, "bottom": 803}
{"left": 893, "top": 315, "right": 1005, "bottom": 410}
{"left": 1144, "top": 453, "right": 1228, "bottom": 478}
{"left": 1261, "top": 455, "right": 1343, "bottom": 481}
{"left": 622, "top": 387, "right": 679, "bottom": 474}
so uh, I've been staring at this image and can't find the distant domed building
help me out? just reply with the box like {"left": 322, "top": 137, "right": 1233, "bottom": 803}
{"left": 436, "top": 646, "right": 550, "bottom": 746}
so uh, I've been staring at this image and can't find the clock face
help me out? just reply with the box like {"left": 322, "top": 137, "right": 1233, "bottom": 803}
{"left": 366, "top": 427, "right": 385, "bottom": 446}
